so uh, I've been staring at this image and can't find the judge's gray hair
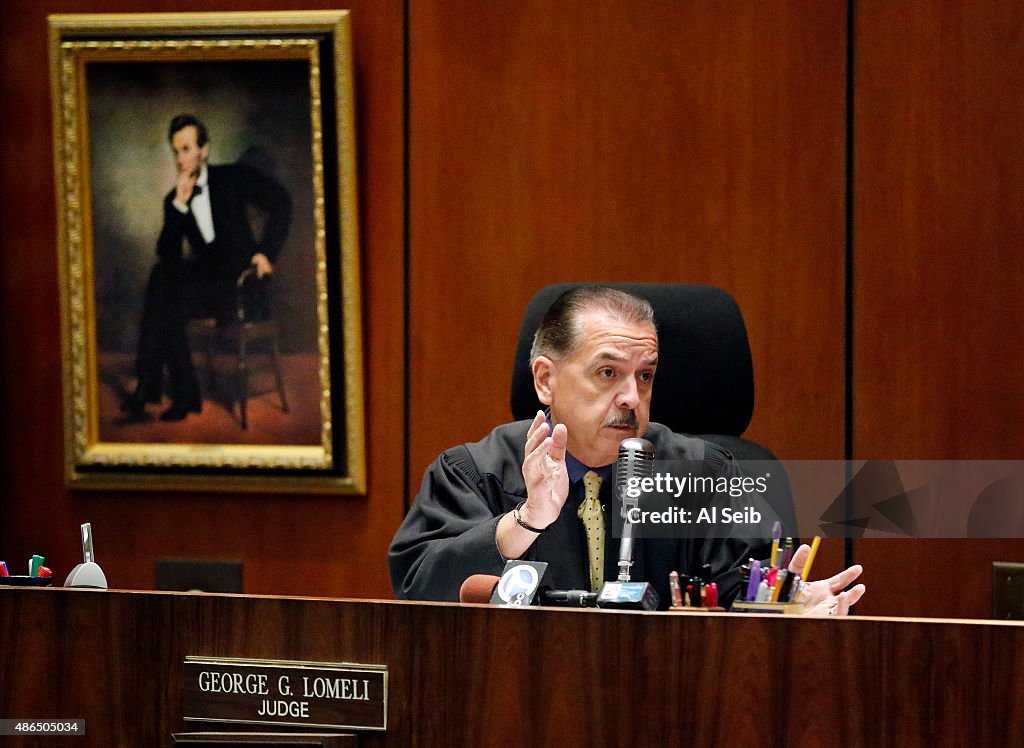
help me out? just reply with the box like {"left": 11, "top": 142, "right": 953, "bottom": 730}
{"left": 529, "top": 285, "right": 656, "bottom": 366}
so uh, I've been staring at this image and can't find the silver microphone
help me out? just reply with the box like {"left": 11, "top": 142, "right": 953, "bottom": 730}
{"left": 614, "top": 437, "right": 655, "bottom": 582}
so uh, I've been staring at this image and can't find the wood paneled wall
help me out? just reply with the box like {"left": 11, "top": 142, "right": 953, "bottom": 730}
{"left": 1, "top": 1, "right": 1021, "bottom": 618}
{"left": 408, "top": 0, "right": 849, "bottom": 478}
{"left": 852, "top": 0, "right": 1024, "bottom": 617}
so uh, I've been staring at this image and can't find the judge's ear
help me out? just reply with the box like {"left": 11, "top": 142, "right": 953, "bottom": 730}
{"left": 532, "top": 356, "right": 556, "bottom": 406}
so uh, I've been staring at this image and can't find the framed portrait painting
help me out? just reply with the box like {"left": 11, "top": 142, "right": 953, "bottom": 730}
{"left": 48, "top": 11, "right": 365, "bottom": 493}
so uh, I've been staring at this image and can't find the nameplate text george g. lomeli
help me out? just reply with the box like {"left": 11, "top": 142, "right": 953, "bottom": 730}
{"left": 182, "top": 657, "right": 387, "bottom": 731}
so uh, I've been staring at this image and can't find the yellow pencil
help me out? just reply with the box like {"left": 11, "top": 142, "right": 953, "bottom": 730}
{"left": 802, "top": 536, "right": 822, "bottom": 581}
{"left": 769, "top": 521, "right": 781, "bottom": 570}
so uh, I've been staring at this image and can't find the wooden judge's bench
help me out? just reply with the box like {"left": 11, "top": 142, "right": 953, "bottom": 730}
{"left": 1, "top": 587, "right": 1023, "bottom": 746}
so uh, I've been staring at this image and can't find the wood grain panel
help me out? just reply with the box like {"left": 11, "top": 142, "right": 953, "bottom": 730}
{"left": 854, "top": 538, "right": 1024, "bottom": 619}
{"left": 0, "top": 1, "right": 404, "bottom": 599}
{"left": 853, "top": 0, "right": 1024, "bottom": 616}
{"left": 408, "top": 0, "right": 848, "bottom": 488}
{"left": 3, "top": 589, "right": 1024, "bottom": 746}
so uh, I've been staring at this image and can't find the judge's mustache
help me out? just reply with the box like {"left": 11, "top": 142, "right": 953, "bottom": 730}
{"left": 603, "top": 410, "right": 639, "bottom": 430}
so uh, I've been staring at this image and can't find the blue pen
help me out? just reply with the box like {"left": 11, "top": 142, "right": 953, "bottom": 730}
{"left": 745, "top": 560, "right": 762, "bottom": 602}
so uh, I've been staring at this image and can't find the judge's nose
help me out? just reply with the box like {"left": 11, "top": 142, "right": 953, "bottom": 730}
{"left": 615, "top": 377, "right": 641, "bottom": 410}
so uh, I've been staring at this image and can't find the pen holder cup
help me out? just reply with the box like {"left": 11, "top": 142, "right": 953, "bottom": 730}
{"left": 730, "top": 601, "right": 804, "bottom": 615}
{"left": 0, "top": 575, "right": 53, "bottom": 587}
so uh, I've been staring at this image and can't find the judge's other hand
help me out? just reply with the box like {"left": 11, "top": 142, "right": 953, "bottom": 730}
{"left": 519, "top": 410, "right": 569, "bottom": 530}
{"left": 787, "top": 543, "right": 866, "bottom": 617}
{"left": 252, "top": 253, "right": 274, "bottom": 278}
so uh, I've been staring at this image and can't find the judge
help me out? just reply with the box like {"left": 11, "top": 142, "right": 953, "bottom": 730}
{"left": 389, "top": 285, "right": 864, "bottom": 613}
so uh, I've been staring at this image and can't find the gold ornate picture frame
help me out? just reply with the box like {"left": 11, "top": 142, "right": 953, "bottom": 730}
{"left": 48, "top": 11, "right": 365, "bottom": 493}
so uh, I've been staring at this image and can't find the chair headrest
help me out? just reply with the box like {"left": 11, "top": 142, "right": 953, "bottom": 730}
{"left": 510, "top": 283, "right": 754, "bottom": 437}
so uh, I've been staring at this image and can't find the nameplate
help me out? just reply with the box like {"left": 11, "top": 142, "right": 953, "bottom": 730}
{"left": 182, "top": 657, "right": 387, "bottom": 731}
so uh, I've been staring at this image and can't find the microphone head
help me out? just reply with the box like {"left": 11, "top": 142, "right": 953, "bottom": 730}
{"left": 618, "top": 436, "right": 655, "bottom": 457}
{"left": 459, "top": 574, "right": 500, "bottom": 604}
{"left": 615, "top": 437, "right": 655, "bottom": 505}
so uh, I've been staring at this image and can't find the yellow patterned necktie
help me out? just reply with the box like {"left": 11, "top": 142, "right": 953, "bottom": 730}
{"left": 578, "top": 470, "right": 605, "bottom": 592}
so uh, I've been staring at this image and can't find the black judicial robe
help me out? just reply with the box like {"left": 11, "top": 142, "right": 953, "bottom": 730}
{"left": 389, "top": 420, "right": 771, "bottom": 609}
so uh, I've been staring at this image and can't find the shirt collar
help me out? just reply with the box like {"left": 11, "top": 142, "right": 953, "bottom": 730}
{"left": 196, "top": 165, "right": 209, "bottom": 188}
{"left": 565, "top": 450, "right": 613, "bottom": 484}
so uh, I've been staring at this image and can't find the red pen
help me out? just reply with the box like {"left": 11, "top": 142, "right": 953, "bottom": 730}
{"left": 706, "top": 582, "right": 718, "bottom": 608}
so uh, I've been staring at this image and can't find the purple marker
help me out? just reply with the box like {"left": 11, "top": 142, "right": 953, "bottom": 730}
{"left": 745, "top": 559, "right": 762, "bottom": 602}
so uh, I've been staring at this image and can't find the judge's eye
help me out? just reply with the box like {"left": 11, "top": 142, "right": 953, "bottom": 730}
{"left": 597, "top": 368, "right": 615, "bottom": 378}
{"left": 639, "top": 371, "right": 655, "bottom": 383}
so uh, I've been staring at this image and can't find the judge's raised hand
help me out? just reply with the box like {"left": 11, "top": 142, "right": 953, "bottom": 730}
{"left": 787, "top": 543, "right": 866, "bottom": 616}
{"left": 519, "top": 410, "right": 569, "bottom": 531}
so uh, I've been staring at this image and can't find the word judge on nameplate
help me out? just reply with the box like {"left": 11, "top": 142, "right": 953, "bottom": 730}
{"left": 182, "top": 657, "right": 387, "bottom": 732}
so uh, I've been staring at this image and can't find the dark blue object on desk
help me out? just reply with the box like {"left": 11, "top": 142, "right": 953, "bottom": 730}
{"left": 0, "top": 576, "right": 53, "bottom": 587}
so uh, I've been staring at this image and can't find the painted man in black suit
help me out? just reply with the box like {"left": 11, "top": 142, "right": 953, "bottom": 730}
{"left": 122, "top": 114, "right": 292, "bottom": 421}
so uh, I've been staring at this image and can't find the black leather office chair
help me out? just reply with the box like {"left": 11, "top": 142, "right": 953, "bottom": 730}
{"left": 510, "top": 282, "right": 796, "bottom": 532}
